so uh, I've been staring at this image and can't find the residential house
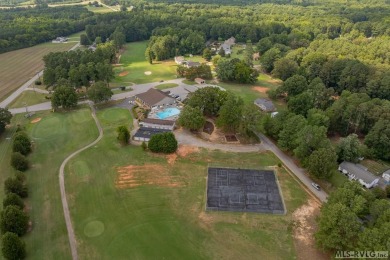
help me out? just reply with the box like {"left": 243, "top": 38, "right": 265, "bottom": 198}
{"left": 338, "top": 162, "right": 380, "bottom": 189}
{"left": 175, "top": 56, "right": 185, "bottom": 65}
{"left": 184, "top": 61, "right": 200, "bottom": 68}
{"left": 224, "top": 37, "right": 236, "bottom": 46}
{"left": 135, "top": 88, "right": 176, "bottom": 109}
{"left": 195, "top": 78, "right": 205, "bottom": 84}
{"left": 133, "top": 127, "right": 171, "bottom": 142}
{"left": 139, "top": 118, "right": 175, "bottom": 130}
{"left": 382, "top": 169, "right": 390, "bottom": 185}
{"left": 254, "top": 98, "right": 276, "bottom": 112}
{"left": 52, "top": 37, "right": 68, "bottom": 43}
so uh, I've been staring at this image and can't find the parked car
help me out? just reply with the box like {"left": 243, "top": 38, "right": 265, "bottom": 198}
{"left": 311, "top": 182, "right": 321, "bottom": 190}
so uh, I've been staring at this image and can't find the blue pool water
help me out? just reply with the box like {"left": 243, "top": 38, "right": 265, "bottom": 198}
{"left": 157, "top": 108, "right": 181, "bottom": 119}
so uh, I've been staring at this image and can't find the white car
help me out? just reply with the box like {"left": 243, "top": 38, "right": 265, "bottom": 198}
{"left": 311, "top": 182, "right": 321, "bottom": 190}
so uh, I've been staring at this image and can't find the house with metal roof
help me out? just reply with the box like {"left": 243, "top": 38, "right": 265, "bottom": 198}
{"left": 139, "top": 118, "right": 175, "bottom": 130}
{"left": 338, "top": 162, "right": 380, "bottom": 189}
{"left": 254, "top": 98, "right": 276, "bottom": 112}
{"left": 135, "top": 88, "right": 176, "bottom": 109}
{"left": 133, "top": 127, "right": 171, "bottom": 142}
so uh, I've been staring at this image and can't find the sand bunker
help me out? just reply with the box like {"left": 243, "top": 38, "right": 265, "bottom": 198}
{"left": 118, "top": 71, "right": 129, "bottom": 77}
{"left": 252, "top": 86, "right": 270, "bottom": 93}
{"left": 144, "top": 71, "right": 152, "bottom": 75}
{"left": 115, "top": 164, "right": 183, "bottom": 189}
{"left": 31, "top": 118, "right": 42, "bottom": 124}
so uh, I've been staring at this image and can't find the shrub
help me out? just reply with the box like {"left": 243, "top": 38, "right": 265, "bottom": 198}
{"left": 10, "top": 152, "right": 29, "bottom": 172}
{"left": 386, "top": 185, "right": 390, "bottom": 198}
{"left": 15, "top": 172, "right": 26, "bottom": 183}
{"left": 3, "top": 193, "right": 24, "bottom": 210}
{"left": 1, "top": 232, "right": 26, "bottom": 260}
{"left": 148, "top": 132, "right": 178, "bottom": 154}
{"left": 371, "top": 187, "right": 387, "bottom": 199}
{"left": 117, "top": 125, "right": 130, "bottom": 145}
{"left": 141, "top": 141, "right": 147, "bottom": 151}
{"left": 0, "top": 206, "right": 29, "bottom": 236}
{"left": 34, "top": 80, "right": 42, "bottom": 85}
{"left": 12, "top": 132, "right": 31, "bottom": 155}
{"left": 4, "top": 177, "right": 28, "bottom": 198}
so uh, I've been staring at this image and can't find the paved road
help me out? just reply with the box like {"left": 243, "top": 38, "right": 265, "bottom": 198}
{"left": 257, "top": 132, "right": 328, "bottom": 202}
{"left": 59, "top": 102, "right": 103, "bottom": 260}
{"left": 25, "top": 88, "right": 50, "bottom": 94}
{"left": 0, "top": 42, "right": 80, "bottom": 109}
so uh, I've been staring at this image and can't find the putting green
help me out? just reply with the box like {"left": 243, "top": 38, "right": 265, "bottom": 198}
{"left": 31, "top": 116, "right": 65, "bottom": 139}
{"left": 84, "top": 221, "right": 105, "bottom": 238}
{"left": 101, "top": 108, "right": 129, "bottom": 123}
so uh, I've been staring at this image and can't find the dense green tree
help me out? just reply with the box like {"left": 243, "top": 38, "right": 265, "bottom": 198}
{"left": 240, "top": 104, "right": 263, "bottom": 137}
{"left": 307, "top": 148, "right": 337, "bottom": 179}
{"left": 3, "top": 193, "right": 24, "bottom": 210}
{"left": 216, "top": 94, "right": 244, "bottom": 133}
{"left": 307, "top": 108, "right": 330, "bottom": 128}
{"left": 0, "top": 108, "right": 12, "bottom": 135}
{"left": 338, "top": 61, "right": 370, "bottom": 93}
{"left": 4, "top": 178, "right": 27, "bottom": 198}
{"left": 177, "top": 64, "right": 212, "bottom": 81}
{"left": 337, "top": 134, "right": 364, "bottom": 163}
{"left": 148, "top": 132, "right": 178, "bottom": 154}
{"left": 278, "top": 114, "right": 307, "bottom": 151}
{"left": 287, "top": 92, "right": 314, "bottom": 116}
{"left": 145, "top": 47, "right": 153, "bottom": 64}
{"left": 272, "top": 58, "right": 299, "bottom": 81}
{"left": 256, "top": 37, "right": 273, "bottom": 54}
{"left": 260, "top": 47, "right": 281, "bottom": 72}
{"left": 51, "top": 86, "right": 78, "bottom": 110}
{"left": 177, "top": 106, "right": 205, "bottom": 131}
{"left": 1, "top": 232, "right": 26, "bottom": 260}
{"left": 216, "top": 58, "right": 257, "bottom": 84}
{"left": 12, "top": 132, "right": 31, "bottom": 156}
{"left": 364, "top": 119, "right": 390, "bottom": 160}
{"left": 294, "top": 125, "right": 331, "bottom": 163}
{"left": 111, "top": 27, "right": 126, "bottom": 50}
{"left": 0, "top": 206, "right": 29, "bottom": 236}
{"left": 10, "top": 153, "right": 28, "bottom": 172}
{"left": 202, "top": 48, "right": 212, "bottom": 61}
{"left": 280, "top": 75, "right": 308, "bottom": 97}
{"left": 117, "top": 125, "right": 130, "bottom": 145}
{"left": 87, "top": 82, "right": 113, "bottom": 103}
{"left": 80, "top": 34, "right": 90, "bottom": 46}
{"left": 316, "top": 203, "right": 362, "bottom": 251}
{"left": 186, "top": 87, "right": 228, "bottom": 117}
{"left": 367, "top": 72, "right": 390, "bottom": 100}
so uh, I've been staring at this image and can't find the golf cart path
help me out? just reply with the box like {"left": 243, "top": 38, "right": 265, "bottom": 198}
{"left": 59, "top": 102, "right": 103, "bottom": 260}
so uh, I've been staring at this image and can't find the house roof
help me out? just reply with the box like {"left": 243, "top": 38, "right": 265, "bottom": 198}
{"left": 175, "top": 56, "right": 185, "bottom": 62}
{"left": 339, "top": 162, "right": 379, "bottom": 184}
{"left": 224, "top": 37, "right": 236, "bottom": 46}
{"left": 135, "top": 88, "right": 175, "bottom": 107}
{"left": 133, "top": 127, "right": 171, "bottom": 139}
{"left": 186, "top": 61, "right": 200, "bottom": 67}
{"left": 254, "top": 98, "right": 276, "bottom": 111}
{"left": 141, "top": 118, "right": 175, "bottom": 126}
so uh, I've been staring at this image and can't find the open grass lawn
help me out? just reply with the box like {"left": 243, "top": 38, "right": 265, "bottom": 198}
{"left": 0, "top": 33, "right": 80, "bottom": 101}
{"left": 215, "top": 73, "right": 286, "bottom": 111}
{"left": 112, "top": 41, "right": 178, "bottom": 85}
{"left": 8, "top": 91, "right": 48, "bottom": 108}
{"left": 0, "top": 108, "right": 99, "bottom": 259}
{"left": 155, "top": 83, "right": 179, "bottom": 90}
{"left": 64, "top": 107, "right": 307, "bottom": 259}
{"left": 85, "top": 5, "right": 114, "bottom": 13}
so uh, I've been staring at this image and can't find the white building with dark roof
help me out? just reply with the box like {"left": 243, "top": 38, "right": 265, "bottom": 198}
{"left": 338, "top": 162, "right": 380, "bottom": 189}
{"left": 139, "top": 118, "right": 175, "bottom": 130}
{"left": 135, "top": 88, "right": 176, "bottom": 108}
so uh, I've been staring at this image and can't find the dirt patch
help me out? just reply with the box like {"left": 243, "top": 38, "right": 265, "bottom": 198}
{"left": 252, "top": 86, "right": 270, "bottom": 93}
{"left": 115, "top": 164, "right": 183, "bottom": 189}
{"left": 177, "top": 145, "right": 199, "bottom": 157}
{"left": 198, "top": 211, "right": 214, "bottom": 225}
{"left": 166, "top": 154, "right": 177, "bottom": 165}
{"left": 144, "top": 71, "right": 152, "bottom": 75}
{"left": 118, "top": 71, "right": 129, "bottom": 77}
{"left": 292, "top": 198, "right": 329, "bottom": 260}
{"left": 31, "top": 117, "right": 42, "bottom": 124}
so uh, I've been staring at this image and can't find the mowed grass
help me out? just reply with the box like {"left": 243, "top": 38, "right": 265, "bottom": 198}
{"left": 155, "top": 83, "right": 179, "bottom": 90}
{"left": 8, "top": 91, "right": 48, "bottom": 108}
{"left": 65, "top": 107, "right": 307, "bottom": 259}
{"left": 0, "top": 108, "right": 99, "bottom": 259}
{"left": 214, "top": 73, "right": 286, "bottom": 111}
{"left": 85, "top": 5, "right": 114, "bottom": 13}
{"left": 112, "top": 41, "right": 177, "bottom": 84}
{"left": 0, "top": 33, "right": 80, "bottom": 101}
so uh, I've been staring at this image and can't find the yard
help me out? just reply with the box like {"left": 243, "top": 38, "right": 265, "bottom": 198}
{"left": 0, "top": 31, "right": 81, "bottom": 101}
{"left": 63, "top": 107, "right": 307, "bottom": 259}
{"left": 0, "top": 108, "right": 99, "bottom": 259}
{"left": 112, "top": 41, "right": 178, "bottom": 85}
{"left": 8, "top": 91, "right": 48, "bottom": 108}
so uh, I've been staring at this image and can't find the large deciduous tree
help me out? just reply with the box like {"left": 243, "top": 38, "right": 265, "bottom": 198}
{"left": 365, "top": 119, "right": 390, "bottom": 160}
{"left": 10, "top": 152, "right": 29, "bottom": 172}
{"left": 216, "top": 94, "right": 244, "bottom": 133}
{"left": 272, "top": 58, "right": 299, "bottom": 81}
{"left": 0, "top": 206, "right": 29, "bottom": 236}
{"left": 1, "top": 232, "right": 26, "bottom": 260}
{"left": 148, "top": 132, "right": 178, "bottom": 154}
{"left": 4, "top": 177, "right": 28, "bottom": 198}
{"left": 186, "top": 87, "right": 228, "bottom": 117}
{"left": 0, "top": 108, "right": 12, "bottom": 135}
{"left": 177, "top": 106, "right": 205, "bottom": 131}
{"left": 3, "top": 193, "right": 24, "bottom": 210}
{"left": 51, "top": 86, "right": 78, "bottom": 110}
{"left": 307, "top": 148, "right": 338, "bottom": 179}
{"left": 337, "top": 134, "right": 364, "bottom": 163}
{"left": 12, "top": 132, "right": 31, "bottom": 156}
{"left": 87, "top": 82, "right": 113, "bottom": 103}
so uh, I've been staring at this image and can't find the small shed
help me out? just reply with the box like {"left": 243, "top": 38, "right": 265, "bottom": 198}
{"left": 254, "top": 98, "right": 276, "bottom": 112}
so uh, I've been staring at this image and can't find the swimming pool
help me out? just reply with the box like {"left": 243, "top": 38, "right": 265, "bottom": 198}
{"left": 156, "top": 108, "right": 181, "bottom": 119}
